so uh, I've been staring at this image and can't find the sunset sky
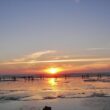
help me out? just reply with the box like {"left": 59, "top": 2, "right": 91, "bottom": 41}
{"left": 0, "top": 0, "right": 110, "bottom": 74}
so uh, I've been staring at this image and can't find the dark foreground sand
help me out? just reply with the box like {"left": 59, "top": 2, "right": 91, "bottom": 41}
{"left": 0, "top": 97, "right": 110, "bottom": 110}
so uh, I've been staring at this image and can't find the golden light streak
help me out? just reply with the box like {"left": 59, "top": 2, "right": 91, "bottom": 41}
{"left": 48, "top": 78, "right": 57, "bottom": 86}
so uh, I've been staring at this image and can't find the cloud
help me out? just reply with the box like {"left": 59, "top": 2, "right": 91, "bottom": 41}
{"left": 87, "top": 48, "right": 110, "bottom": 51}
{"left": 35, "top": 58, "right": 110, "bottom": 63}
{"left": 14, "top": 50, "right": 56, "bottom": 61}
{"left": 1, "top": 57, "right": 110, "bottom": 65}
{"left": 0, "top": 50, "right": 56, "bottom": 65}
{"left": 4, "top": 48, "right": 110, "bottom": 65}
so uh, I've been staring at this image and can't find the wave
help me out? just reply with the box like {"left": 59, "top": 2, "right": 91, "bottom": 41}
{"left": 0, "top": 92, "right": 110, "bottom": 103}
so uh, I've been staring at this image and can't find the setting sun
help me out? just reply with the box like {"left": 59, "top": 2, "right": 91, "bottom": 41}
{"left": 45, "top": 67, "right": 62, "bottom": 75}
{"left": 49, "top": 68, "right": 58, "bottom": 74}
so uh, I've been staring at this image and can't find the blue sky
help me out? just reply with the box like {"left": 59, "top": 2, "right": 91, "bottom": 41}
{"left": 0, "top": 0, "right": 110, "bottom": 73}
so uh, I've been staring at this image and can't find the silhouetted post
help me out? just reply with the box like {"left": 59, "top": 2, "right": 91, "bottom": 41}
{"left": 31, "top": 76, "right": 34, "bottom": 81}
{"left": 12, "top": 76, "right": 16, "bottom": 81}
{"left": 28, "top": 76, "right": 31, "bottom": 81}
{"left": 43, "top": 106, "right": 52, "bottom": 110}
{"left": 23, "top": 76, "right": 27, "bottom": 81}
{"left": 82, "top": 75, "right": 84, "bottom": 79}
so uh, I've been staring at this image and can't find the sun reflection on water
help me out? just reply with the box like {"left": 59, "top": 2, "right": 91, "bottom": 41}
{"left": 48, "top": 78, "right": 57, "bottom": 86}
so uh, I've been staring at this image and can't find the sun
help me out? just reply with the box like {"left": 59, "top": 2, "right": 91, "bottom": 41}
{"left": 49, "top": 68, "right": 58, "bottom": 74}
{"left": 45, "top": 67, "right": 62, "bottom": 75}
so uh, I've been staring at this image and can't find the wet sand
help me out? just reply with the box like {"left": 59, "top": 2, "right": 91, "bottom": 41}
{"left": 0, "top": 77, "right": 110, "bottom": 110}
